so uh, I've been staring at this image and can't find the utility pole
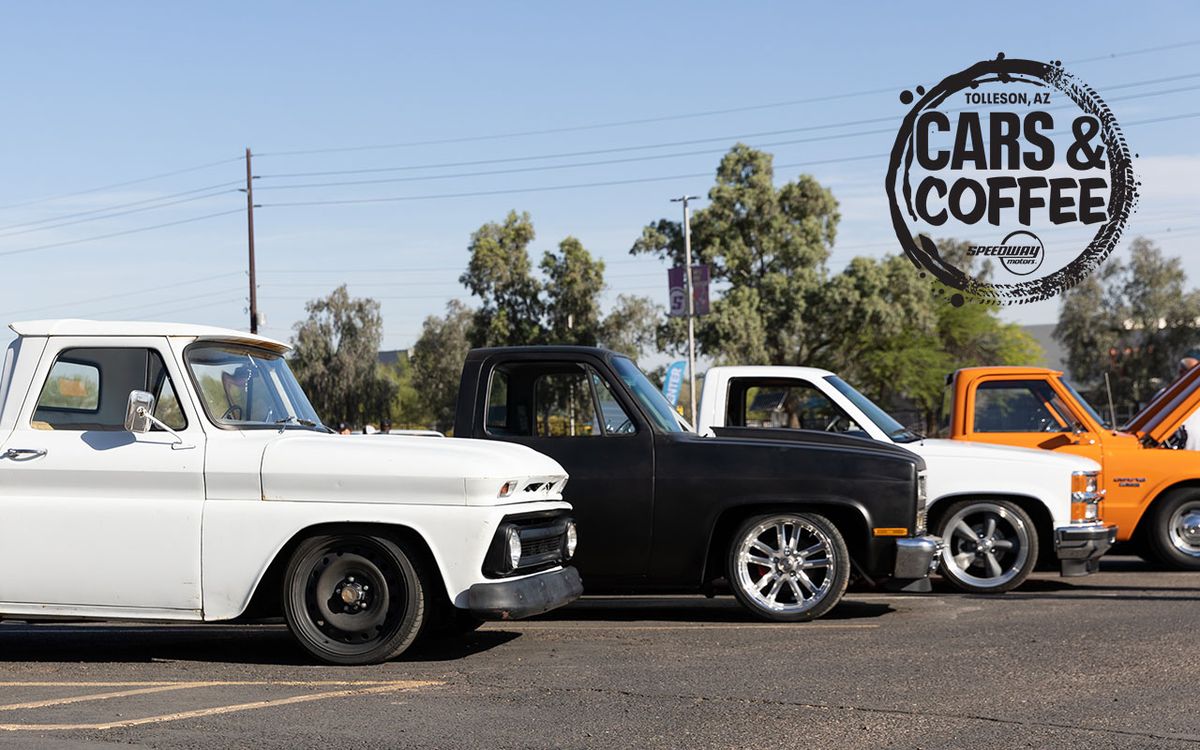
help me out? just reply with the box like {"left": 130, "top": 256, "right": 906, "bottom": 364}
{"left": 244, "top": 147, "right": 259, "bottom": 334}
{"left": 671, "top": 194, "right": 700, "bottom": 431}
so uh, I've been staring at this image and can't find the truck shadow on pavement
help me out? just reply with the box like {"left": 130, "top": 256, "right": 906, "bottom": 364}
{"left": 530, "top": 596, "right": 893, "bottom": 623}
{"left": 0, "top": 623, "right": 520, "bottom": 665}
{"left": 927, "top": 555, "right": 1200, "bottom": 601}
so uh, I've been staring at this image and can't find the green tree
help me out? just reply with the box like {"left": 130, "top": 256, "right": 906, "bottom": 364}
{"left": 290, "top": 285, "right": 397, "bottom": 428}
{"left": 1054, "top": 237, "right": 1200, "bottom": 414}
{"left": 411, "top": 299, "right": 474, "bottom": 433}
{"left": 631, "top": 146, "right": 1041, "bottom": 430}
{"left": 541, "top": 236, "right": 606, "bottom": 345}
{"left": 411, "top": 214, "right": 662, "bottom": 427}
{"left": 632, "top": 143, "right": 839, "bottom": 363}
{"left": 379, "top": 353, "right": 432, "bottom": 429}
{"left": 460, "top": 210, "right": 544, "bottom": 347}
{"left": 600, "top": 294, "right": 663, "bottom": 358}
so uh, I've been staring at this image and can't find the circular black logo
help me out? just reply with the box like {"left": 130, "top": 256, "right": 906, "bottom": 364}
{"left": 968, "top": 230, "right": 1045, "bottom": 276}
{"left": 885, "top": 54, "right": 1138, "bottom": 307}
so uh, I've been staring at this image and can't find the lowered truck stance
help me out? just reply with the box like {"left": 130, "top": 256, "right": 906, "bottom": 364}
{"left": 948, "top": 365, "right": 1200, "bottom": 569}
{"left": 454, "top": 346, "right": 940, "bottom": 622}
{"left": 0, "top": 320, "right": 581, "bottom": 665}
{"left": 698, "top": 366, "right": 1114, "bottom": 593}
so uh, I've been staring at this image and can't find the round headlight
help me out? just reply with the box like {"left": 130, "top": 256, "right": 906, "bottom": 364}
{"left": 564, "top": 521, "right": 578, "bottom": 560}
{"left": 506, "top": 527, "right": 522, "bottom": 570}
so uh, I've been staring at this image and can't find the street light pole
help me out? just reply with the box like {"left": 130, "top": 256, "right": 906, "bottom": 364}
{"left": 671, "top": 194, "right": 700, "bottom": 431}
{"left": 244, "top": 147, "right": 259, "bottom": 334}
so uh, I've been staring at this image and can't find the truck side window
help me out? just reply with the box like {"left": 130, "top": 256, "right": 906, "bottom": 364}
{"left": 535, "top": 371, "right": 601, "bottom": 437}
{"left": 589, "top": 368, "right": 636, "bottom": 435}
{"left": 973, "top": 380, "right": 1073, "bottom": 433}
{"left": 486, "top": 370, "right": 511, "bottom": 432}
{"left": 730, "top": 379, "right": 860, "bottom": 433}
{"left": 32, "top": 348, "right": 187, "bottom": 432}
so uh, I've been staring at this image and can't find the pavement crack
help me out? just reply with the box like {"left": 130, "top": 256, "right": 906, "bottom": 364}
{"left": 459, "top": 677, "right": 1200, "bottom": 744}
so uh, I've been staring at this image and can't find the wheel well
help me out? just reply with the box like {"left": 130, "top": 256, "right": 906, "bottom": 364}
{"left": 703, "top": 504, "right": 868, "bottom": 585}
{"left": 927, "top": 495, "right": 1055, "bottom": 569}
{"left": 1130, "top": 480, "right": 1200, "bottom": 541}
{"left": 238, "top": 522, "right": 447, "bottom": 621}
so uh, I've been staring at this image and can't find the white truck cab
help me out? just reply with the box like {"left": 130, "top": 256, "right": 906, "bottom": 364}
{"left": 0, "top": 320, "right": 581, "bottom": 664}
{"left": 698, "top": 365, "right": 1116, "bottom": 593}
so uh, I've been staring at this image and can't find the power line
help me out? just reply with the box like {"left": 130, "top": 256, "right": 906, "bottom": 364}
{"left": 259, "top": 121, "right": 900, "bottom": 179}
{"left": 0, "top": 156, "right": 242, "bottom": 214}
{"left": 257, "top": 108, "right": 1200, "bottom": 209}
{"left": 0, "top": 187, "right": 240, "bottom": 241}
{"left": 258, "top": 154, "right": 886, "bottom": 209}
{"left": 0, "top": 208, "right": 243, "bottom": 259}
{"left": 0, "top": 180, "right": 243, "bottom": 235}
{"left": 98, "top": 295, "right": 249, "bottom": 322}
{"left": 1068, "top": 38, "right": 1200, "bottom": 64}
{"left": 257, "top": 128, "right": 897, "bottom": 191}
{"left": 251, "top": 39, "right": 1200, "bottom": 158}
{"left": 0, "top": 271, "right": 244, "bottom": 321}
{"left": 254, "top": 90, "right": 902, "bottom": 159}
{"left": 255, "top": 76, "right": 1200, "bottom": 185}
{"left": 87, "top": 287, "right": 247, "bottom": 319}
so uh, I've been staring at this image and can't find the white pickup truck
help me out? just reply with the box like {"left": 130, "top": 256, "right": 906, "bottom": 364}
{"left": 698, "top": 366, "right": 1116, "bottom": 593}
{"left": 0, "top": 320, "right": 582, "bottom": 664}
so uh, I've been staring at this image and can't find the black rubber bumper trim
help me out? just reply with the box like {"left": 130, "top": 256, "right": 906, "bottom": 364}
{"left": 467, "top": 566, "right": 583, "bottom": 620}
{"left": 1055, "top": 524, "right": 1118, "bottom": 577}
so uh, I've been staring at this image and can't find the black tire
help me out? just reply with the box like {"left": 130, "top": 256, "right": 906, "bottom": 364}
{"left": 1145, "top": 488, "right": 1200, "bottom": 570}
{"left": 726, "top": 512, "right": 850, "bottom": 622}
{"left": 935, "top": 499, "right": 1038, "bottom": 594}
{"left": 282, "top": 533, "right": 427, "bottom": 665}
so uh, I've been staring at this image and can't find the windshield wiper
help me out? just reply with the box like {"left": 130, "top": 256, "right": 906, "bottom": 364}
{"left": 275, "top": 416, "right": 321, "bottom": 429}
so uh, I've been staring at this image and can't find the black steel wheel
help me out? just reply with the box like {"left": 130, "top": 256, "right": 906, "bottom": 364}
{"left": 282, "top": 533, "right": 427, "bottom": 665}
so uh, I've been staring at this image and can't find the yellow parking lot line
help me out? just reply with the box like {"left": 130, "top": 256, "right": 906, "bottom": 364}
{"left": 0, "top": 684, "right": 206, "bottom": 711}
{"left": 484, "top": 622, "right": 880, "bottom": 631}
{"left": 0, "top": 680, "right": 418, "bottom": 687}
{"left": 0, "top": 680, "right": 440, "bottom": 732}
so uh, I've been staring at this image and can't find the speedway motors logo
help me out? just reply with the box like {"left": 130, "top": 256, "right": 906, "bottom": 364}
{"left": 886, "top": 54, "right": 1138, "bottom": 306}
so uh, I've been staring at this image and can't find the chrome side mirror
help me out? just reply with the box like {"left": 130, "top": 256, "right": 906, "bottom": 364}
{"left": 125, "top": 390, "right": 156, "bottom": 434}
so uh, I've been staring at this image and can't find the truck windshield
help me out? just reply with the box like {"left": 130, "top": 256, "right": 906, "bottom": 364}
{"left": 824, "top": 375, "right": 922, "bottom": 443}
{"left": 185, "top": 344, "right": 325, "bottom": 430}
{"left": 611, "top": 356, "right": 687, "bottom": 433}
{"left": 1060, "top": 377, "right": 1111, "bottom": 429}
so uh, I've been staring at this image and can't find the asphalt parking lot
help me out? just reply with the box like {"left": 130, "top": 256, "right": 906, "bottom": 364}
{"left": 0, "top": 555, "right": 1195, "bottom": 750}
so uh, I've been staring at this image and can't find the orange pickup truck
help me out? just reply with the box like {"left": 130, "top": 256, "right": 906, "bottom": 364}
{"left": 948, "top": 365, "right": 1200, "bottom": 569}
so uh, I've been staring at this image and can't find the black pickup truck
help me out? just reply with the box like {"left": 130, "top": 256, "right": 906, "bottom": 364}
{"left": 455, "top": 346, "right": 940, "bottom": 621}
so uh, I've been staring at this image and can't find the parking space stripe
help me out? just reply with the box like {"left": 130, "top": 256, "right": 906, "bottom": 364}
{"left": 0, "top": 684, "right": 206, "bottom": 711}
{"left": 483, "top": 622, "right": 880, "bottom": 631}
{"left": 0, "top": 680, "right": 440, "bottom": 731}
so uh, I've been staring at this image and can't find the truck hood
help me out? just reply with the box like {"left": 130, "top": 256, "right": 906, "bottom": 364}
{"left": 710, "top": 426, "right": 925, "bottom": 469}
{"left": 1122, "top": 365, "right": 1200, "bottom": 444}
{"left": 908, "top": 437, "right": 1101, "bottom": 472}
{"left": 260, "top": 434, "right": 568, "bottom": 507}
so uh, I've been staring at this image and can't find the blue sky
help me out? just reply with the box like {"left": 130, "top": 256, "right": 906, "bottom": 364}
{"left": 1, "top": 2, "right": 1197, "bottom": 351}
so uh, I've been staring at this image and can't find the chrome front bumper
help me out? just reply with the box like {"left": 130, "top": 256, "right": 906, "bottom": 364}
{"left": 1055, "top": 523, "right": 1117, "bottom": 577}
{"left": 893, "top": 535, "right": 944, "bottom": 580}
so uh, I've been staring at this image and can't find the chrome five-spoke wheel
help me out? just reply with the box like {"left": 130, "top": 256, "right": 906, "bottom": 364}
{"left": 937, "top": 500, "right": 1037, "bottom": 594}
{"left": 727, "top": 513, "right": 849, "bottom": 621}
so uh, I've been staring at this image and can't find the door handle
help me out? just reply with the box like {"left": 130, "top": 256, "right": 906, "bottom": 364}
{"left": 2, "top": 448, "right": 47, "bottom": 460}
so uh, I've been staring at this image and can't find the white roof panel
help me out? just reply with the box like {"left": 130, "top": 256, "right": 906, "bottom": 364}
{"left": 7, "top": 319, "right": 290, "bottom": 352}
